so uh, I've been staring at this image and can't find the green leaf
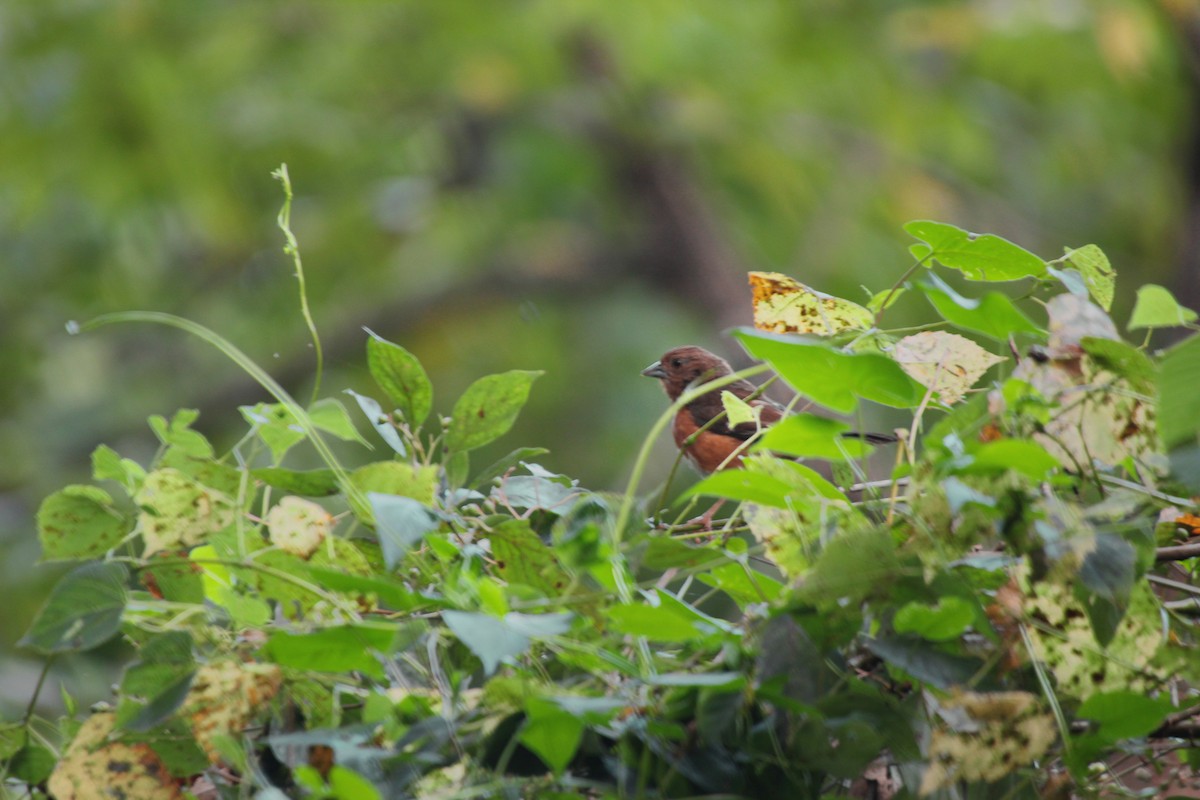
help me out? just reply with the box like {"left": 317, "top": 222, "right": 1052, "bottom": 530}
{"left": 606, "top": 603, "right": 703, "bottom": 642}
{"left": 918, "top": 273, "right": 1043, "bottom": 341}
{"left": 148, "top": 409, "right": 214, "bottom": 458}
{"left": 471, "top": 447, "right": 550, "bottom": 489}
{"left": 1064, "top": 244, "right": 1116, "bottom": 311}
{"left": 299, "top": 566, "right": 422, "bottom": 611}
{"left": 344, "top": 389, "right": 405, "bottom": 455}
{"left": 721, "top": 390, "right": 758, "bottom": 427}
{"left": 1077, "top": 690, "right": 1172, "bottom": 741}
{"left": 796, "top": 527, "right": 898, "bottom": 606}
{"left": 252, "top": 466, "right": 341, "bottom": 496}
{"left": 8, "top": 743, "right": 56, "bottom": 785}
{"left": 520, "top": 698, "right": 585, "bottom": 775}
{"left": 308, "top": 397, "right": 369, "bottom": 446}
{"left": 1078, "top": 533, "right": 1136, "bottom": 606}
{"left": 1081, "top": 337, "right": 1157, "bottom": 395}
{"left": 1159, "top": 333, "right": 1200, "bottom": 449}
{"left": 893, "top": 597, "right": 974, "bottom": 642}
{"left": 351, "top": 462, "right": 438, "bottom": 506}
{"left": 735, "top": 328, "right": 924, "bottom": 413}
{"left": 115, "top": 631, "right": 195, "bottom": 731}
{"left": 19, "top": 562, "right": 128, "bottom": 654}
{"left": 365, "top": 330, "right": 433, "bottom": 426}
{"left": 135, "top": 467, "right": 236, "bottom": 555}
{"left": 91, "top": 444, "right": 145, "bottom": 491}
{"left": 141, "top": 554, "right": 204, "bottom": 604}
{"left": 754, "top": 415, "right": 869, "bottom": 459}
{"left": 683, "top": 469, "right": 795, "bottom": 508}
{"left": 640, "top": 537, "right": 723, "bottom": 570}
{"left": 955, "top": 439, "right": 1059, "bottom": 480}
{"left": 240, "top": 402, "right": 307, "bottom": 462}
{"left": 263, "top": 626, "right": 395, "bottom": 679}
{"left": 442, "top": 611, "right": 529, "bottom": 675}
{"left": 328, "top": 766, "right": 383, "bottom": 800}
{"left": 446, "top": 370, "right": 543, "bottom": 452}
{"left": 489, "top": 519, "right": 572, "bottom": 596}
{"left": 904, "top": 220, "right": 1047, "bottom": 281}
{"left": 368, "top": 493, "right": 441, "bottom": 569}
{"left": 1128, "top": 284, "right": 1198, "bottom": 330}
{"left": 696, "top": 561, "right": 783, "bottom": 605}
{"left": 37, "top": 484, "right": 129, "bottom": 561}
{"left": 865, "top": 636, "right": 983, "bottom": 690}
{"left": 645, "top": 672, "right": 745, "bottom": 688}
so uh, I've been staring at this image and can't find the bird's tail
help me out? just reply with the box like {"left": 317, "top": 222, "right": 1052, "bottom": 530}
{"left": 841, "top": 431, "right": 899, "bottom": 445}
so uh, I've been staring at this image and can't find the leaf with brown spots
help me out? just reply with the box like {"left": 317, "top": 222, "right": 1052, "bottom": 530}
{"left": 446, "top": 370, "right": 543, "bottom": 452}
{"left": 48, "top": 713, "right": 183, "bottom": 800}
{"left": 488, "top": 518, "right": 572, "bottom": 597}
{"left": 749, "top": 271, "right": 873, "bottom": 335}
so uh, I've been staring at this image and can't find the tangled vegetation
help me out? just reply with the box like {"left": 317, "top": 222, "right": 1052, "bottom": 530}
{"left": 5, "top": 185, "right": 1200, "bottom": 798}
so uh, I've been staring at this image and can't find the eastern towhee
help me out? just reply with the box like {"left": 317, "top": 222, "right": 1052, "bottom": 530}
{"left": 642, "top": 346, "right": 895, "bottom": 523}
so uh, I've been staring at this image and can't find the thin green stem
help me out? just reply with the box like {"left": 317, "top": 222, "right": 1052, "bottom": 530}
{"left": 874, "top": 252, "right": 933, "bottom": 325}
{"left": 271, "top": 163, "right": 324, "bottom": 405}
{"left": 70, "top": 311, "right": 367, "bottom": 516}
{"left": 613, "top": 364, "right": 770, "bottom": 554}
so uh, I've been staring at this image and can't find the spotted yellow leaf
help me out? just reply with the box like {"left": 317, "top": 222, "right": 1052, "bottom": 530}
{"left": 749, "top": 271, "right": 873, "bottom": 335}
{"left": 892, "top": 331, "right": 1003, "bottom": 404}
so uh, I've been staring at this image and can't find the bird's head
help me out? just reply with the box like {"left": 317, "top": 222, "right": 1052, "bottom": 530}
{"left": 641, "top": 346, "right": 733, "bottom": 401}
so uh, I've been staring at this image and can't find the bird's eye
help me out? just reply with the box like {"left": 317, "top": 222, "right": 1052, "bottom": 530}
{"left": 671, "top": 358, "right": 682, "bottom": 368}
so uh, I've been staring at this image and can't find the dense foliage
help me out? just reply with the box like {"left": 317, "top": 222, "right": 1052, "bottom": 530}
{"left": 5, "top": 211, "right": 1200, "bottom": 799}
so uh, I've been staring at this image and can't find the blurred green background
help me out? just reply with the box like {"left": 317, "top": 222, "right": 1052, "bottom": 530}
{"left": 2, "top": 0, "right": 1197, "bottom": 713}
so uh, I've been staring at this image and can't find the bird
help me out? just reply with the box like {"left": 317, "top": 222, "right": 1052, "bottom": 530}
{"left": 642, "top": 345, "right": 895, "bottom": 525}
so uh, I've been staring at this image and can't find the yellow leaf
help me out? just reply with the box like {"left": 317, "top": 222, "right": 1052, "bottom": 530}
{"left": 48, "top": 713, "right": 183, "bottom": 800}
{"left": 892, "top": 331, "right": 1003, "bottom": 404}
{"left": 749, "top": 271, "right": 873, "bottom": 335}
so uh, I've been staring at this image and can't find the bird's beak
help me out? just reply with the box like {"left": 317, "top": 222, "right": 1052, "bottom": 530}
{"left": 641, "top": 360, "right": 667, "bottom": 380}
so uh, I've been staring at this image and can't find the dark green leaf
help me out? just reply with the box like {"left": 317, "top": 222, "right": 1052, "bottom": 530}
{"left": 116, "top": 631, "right": 196, "bottom": 731}
{"left": 365, "top": 330, "right": 433, "bottom": 426}
{"left": 735, "top": 328, "right": 924, "bottom": 413}
{"left": 640, "top": 537, "right": 723, "bottom": 570}
{"left": 19, "top": 562, "right": 128, "bottom": 654}
{"left": 252, "top": 466, "right": 340, "bottom": 496}
{"left": 866, "top": 636, "right": 984, "bottom": 690}
{"left": 1078, "top": 533, "right": 1136, "bottom": 606}
{"left": 905, "top": 220, "right": 1047, "bottom": 281}
{"left": 918, "top": 273, "right": 1043, "bottom": 341}
{"left": 37, "top": 484, "right": 129, "bottom": 561}
{"left": 447, "top": 370, "right": 543, "bottom": 452}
